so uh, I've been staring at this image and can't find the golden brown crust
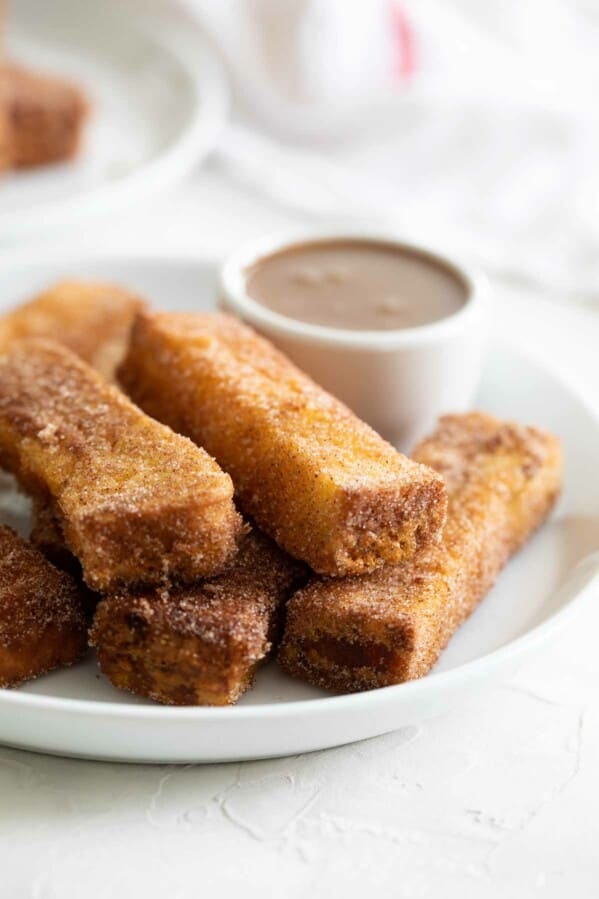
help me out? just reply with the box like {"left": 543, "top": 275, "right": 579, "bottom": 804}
{"left": 90, "top": 530, "right": 308, "bottom": 706}
{"left": 0, "top": 280, "right": 146, "bottom": 381}
{"left": 0, "top": 61, "right": 88, "bottom": 168}
{"left": 0, "top": 339, "right": 243, "bottom": 591}
{"left": 119, "top": 311, "right": 447, "bottom": 576}
{"left": 278, "top": 412, "right": 563, "bottom": 692}
{"left": 0, "top": 524, "right": 87, "bottom": 687}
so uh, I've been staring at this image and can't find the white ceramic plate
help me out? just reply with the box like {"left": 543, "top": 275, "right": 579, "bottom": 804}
{"left": 0, "top": 0, "right": 228, "bottom": 239}
{"left": 0, "top": 251, "right": 598, "bottom": 764}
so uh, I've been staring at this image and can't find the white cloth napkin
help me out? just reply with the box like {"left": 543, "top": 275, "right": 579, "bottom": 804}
{"left": 160, "top": 0, "right": 599, "bottom": 298}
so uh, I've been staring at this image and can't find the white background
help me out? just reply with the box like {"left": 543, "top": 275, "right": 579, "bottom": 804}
{"left": 1, "top": 165, "right": 598, "bottom": 897}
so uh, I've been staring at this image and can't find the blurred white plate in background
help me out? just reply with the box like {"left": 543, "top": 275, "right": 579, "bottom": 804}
{"left": 0, "top": 0, "right": 228, "bottom": 239}
{"left": 0, "top": 251, "right": 597, "bottom": 764}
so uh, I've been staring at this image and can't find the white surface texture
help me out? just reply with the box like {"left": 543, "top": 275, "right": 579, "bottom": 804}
{"left": 1, "top": 169, "right": 598, "bottom": 894}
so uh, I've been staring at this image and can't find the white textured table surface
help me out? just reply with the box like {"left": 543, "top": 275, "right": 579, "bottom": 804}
{"left": 2, "top": 168, "right": 599, "bottom": 898}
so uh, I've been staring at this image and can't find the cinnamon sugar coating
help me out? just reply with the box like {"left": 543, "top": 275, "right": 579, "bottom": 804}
{"left": 0, "top": 524, "right": 87, "bottom": 687}
{"left": 278, "top": 413, "right": 563, "bottom": 692}
{"left": 90, "top": 529, "right": 308, "bottom": 706}
{"left": 119, "top": 311, "right": 447, "bottom": 576}
{"left": 0, "top": 280, "right": 146, "bottom": 380}
{"left": 0, "top": 339, "right": 242, "bottom": 591}
{"left": 0, "top": 61, "right": 88, "bottom": 168}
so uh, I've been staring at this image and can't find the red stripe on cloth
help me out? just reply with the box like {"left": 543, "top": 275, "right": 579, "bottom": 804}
{"left": 390, "top": 2, "right": 416, "bottom": 82}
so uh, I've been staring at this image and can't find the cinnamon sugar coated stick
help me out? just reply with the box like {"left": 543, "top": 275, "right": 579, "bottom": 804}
{"left": 278, "top": 413, "right": 563, "bottom": 692}
{"left": 0, "top": 99, "right": 10, "bottom": 171}
{"left": 119, "top": 311, "right": 447, "bottom": 576}
{"left": 0, "top": 525, "right": 87, "bottom": 687}
{"left": 91, "top": 530, "right": 308, "bottom": 706}
{"left": 0, "top": 280, "right": 146, "bottom": 380}
{"left": 0, "top": 62, "right": 88, "bottom": 168}
{"left": 0, "top": 339, "right": 242, "bottom": 591}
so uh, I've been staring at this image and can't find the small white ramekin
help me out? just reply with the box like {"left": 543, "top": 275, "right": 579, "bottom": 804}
{"left": 219, "top": 225, "right": 488, "bottom": 450}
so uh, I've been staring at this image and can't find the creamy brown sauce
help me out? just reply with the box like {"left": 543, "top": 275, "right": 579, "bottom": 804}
{"left": 245, "top": 239, "right": 467, "bottom": 331}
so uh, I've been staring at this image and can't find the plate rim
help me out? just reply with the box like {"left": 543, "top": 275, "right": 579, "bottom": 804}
{"left": 0, "top": 11, "right": 230, "bottom": 236}
{"left": 0, "top": 248, "right": 598, "bottom": 724}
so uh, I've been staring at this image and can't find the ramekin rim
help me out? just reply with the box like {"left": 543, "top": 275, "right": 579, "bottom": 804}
{"left": 219, "top": 226, "right": 488, "bottom": 350}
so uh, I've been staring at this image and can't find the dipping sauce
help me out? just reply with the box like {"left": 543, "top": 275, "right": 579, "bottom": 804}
{"left": 245, "top": 239, "right": 468, "bottom": 331}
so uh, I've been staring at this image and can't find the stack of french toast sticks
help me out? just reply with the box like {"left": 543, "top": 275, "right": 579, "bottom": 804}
{"left": 0, "top": 281, "right": 563, "bottom": 704}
